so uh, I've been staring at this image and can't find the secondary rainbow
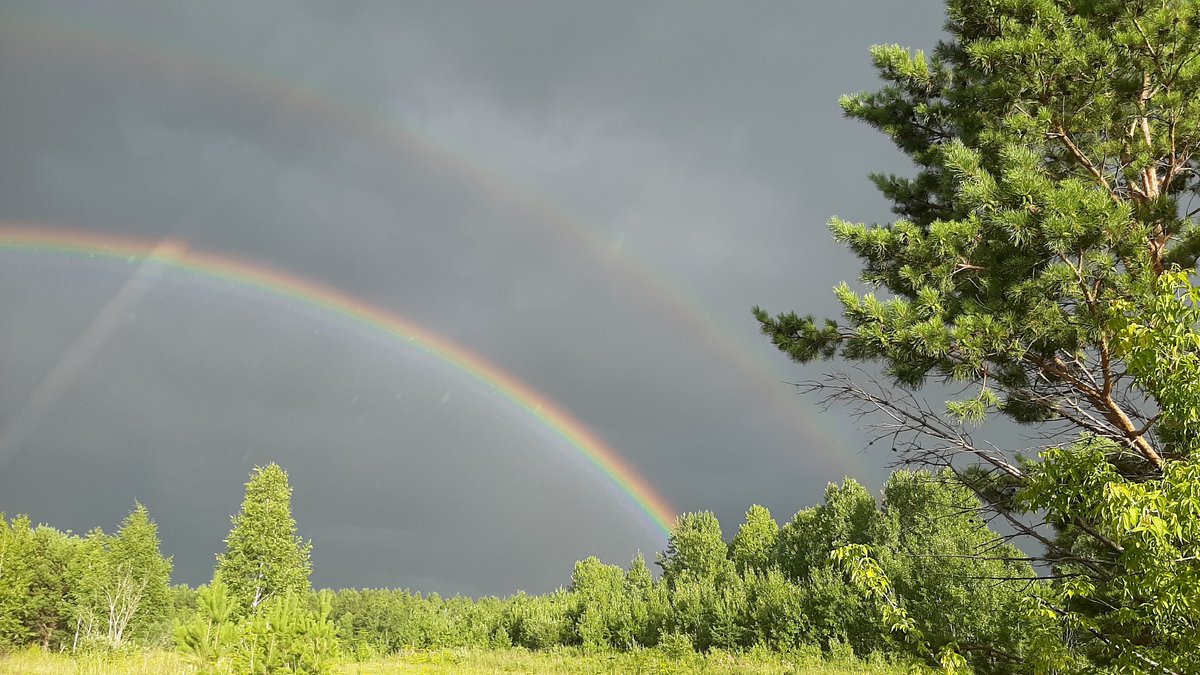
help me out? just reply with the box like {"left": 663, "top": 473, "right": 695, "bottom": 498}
{"left": 0, "top": 11, "right": 858, "bottom": 476}
{"left": 0, "top": 224, "right": 677, "bottom": 536}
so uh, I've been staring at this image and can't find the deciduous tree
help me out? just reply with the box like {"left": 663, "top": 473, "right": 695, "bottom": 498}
{"left": 106, "top": 503, "right": 172, "bottom": 645}
{"left": 215, "top": 464, "right": 312, "bottom": 614}
{"left": 729, "top": 505, "right": 778, "bottom": 575}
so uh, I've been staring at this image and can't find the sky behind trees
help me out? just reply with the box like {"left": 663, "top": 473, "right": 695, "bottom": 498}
{"left": 0, "top": 0, "right": 945, "bottom": 594}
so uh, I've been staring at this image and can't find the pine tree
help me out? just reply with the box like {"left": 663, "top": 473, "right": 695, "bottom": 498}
{"left": 174, "top": 579, "right": 236, "bottom": 669}
{"left": 755, "top": 0, "right": 1200, "bottom": 668}
{"left": 215, "top": 464, "right": 312, "bottom": 614}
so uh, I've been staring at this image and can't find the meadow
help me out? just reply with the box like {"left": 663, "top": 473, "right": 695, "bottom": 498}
{"left": 0, "top": 646, "right": 905, "bottom": 675}
{"left": 0, "top": 467, "right": 1017, "bottom": 673}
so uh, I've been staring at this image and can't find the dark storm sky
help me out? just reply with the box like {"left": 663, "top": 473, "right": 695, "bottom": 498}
{"left": 0, "top": 1, "right": 947, "bottom": 595}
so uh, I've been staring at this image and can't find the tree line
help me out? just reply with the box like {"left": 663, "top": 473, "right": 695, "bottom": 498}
{"left": 0, "top": 503, "right": 171, "bottom": 651}
{"left": 1, "top": 463, "right": 1044, "bottom": 673}
{"left": 332, "top": 468, "right": 1039, "bottom": 672}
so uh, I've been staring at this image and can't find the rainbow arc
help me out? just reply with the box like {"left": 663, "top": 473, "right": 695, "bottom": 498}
{"left": 0, "top": 224, "right": 677, "bottom": 536}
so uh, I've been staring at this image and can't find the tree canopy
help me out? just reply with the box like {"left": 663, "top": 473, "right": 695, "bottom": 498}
{"left": 215, "top": 463, "right": 313, "bottom": 614}
{"left": 755, "top": 0, "right": 1200, "bottom": 670}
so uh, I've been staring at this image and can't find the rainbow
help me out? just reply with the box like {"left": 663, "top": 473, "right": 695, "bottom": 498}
{"left": 0, "top": 224, "right": 677, "bottom": 536}
{"left": 0, "top": 10, "right": 858, "bottom": 475}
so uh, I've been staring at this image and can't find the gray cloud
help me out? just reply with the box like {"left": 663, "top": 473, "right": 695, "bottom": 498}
{"left": 0, "top": 0, "right": 947, "bottom": 593}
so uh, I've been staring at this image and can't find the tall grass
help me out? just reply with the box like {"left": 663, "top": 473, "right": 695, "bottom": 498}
{"left": 0, "top": 646, "right": 192, "bottom": 674}
{"left": 340, "top": 646, "right": 910, "bottom": 674}
{"left": 0, "top": 645, "right": 909, "bottom": 674}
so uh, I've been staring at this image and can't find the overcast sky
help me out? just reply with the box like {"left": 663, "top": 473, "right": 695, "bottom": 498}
{"left": 0, "top": 1, "right": 947, "bottom": 595}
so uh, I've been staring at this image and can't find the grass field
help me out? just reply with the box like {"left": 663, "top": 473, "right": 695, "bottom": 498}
{"left": 0, "top": 647, "right": 189, "bottom": 674}
{"left": 340, "top": 646, "right": 907, "bottom": 674}
{"left": 0, "top": 646, "right": 908, "bottom": 674}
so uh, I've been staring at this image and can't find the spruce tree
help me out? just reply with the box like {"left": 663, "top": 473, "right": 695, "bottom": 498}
{"left": 215, "top": 464, "right": 312, "bottom": 614}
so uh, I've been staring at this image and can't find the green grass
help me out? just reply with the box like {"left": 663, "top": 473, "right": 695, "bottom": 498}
{"left": 340, "top": 647, "right": 908, "bottom": 674}
{"left": 0, "top": 646, "right": 190, "bottom": 674}
{"left": 0, "top": 646, "right": 908, "bottom": 674}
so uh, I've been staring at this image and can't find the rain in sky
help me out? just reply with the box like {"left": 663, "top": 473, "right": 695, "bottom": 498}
{"left": 0, "top": 1, "right": 945, "bottom": 595}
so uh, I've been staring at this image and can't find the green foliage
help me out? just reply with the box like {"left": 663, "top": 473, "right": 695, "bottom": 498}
{"left": 830, "top": 545, "right": 921, "bottom": 648}
{"left": 658, "top": 631, "right": 695, "bottom": 660}
{"left": 658, "top": 512, "right": 746, "bottom": 651}
{"left": 304, "top": 473, "right": 1025, "bottom": 666}
{"left": 755, "top": 0, "right": 1200, "bottom": 449}
{"left": 774, "top": 480, "right": 878, "bottom": 582}
{"left": 215, "top": 464, "right": 313, "bottom": 615}
{"left": 69, "top": 528, "right": 113, "bottom": 648}
{"left": 0, "top": 514, "right": 38, "bottom": 646}
{"left": 25, "top": 524, "right": 85, "bottom": 650}
{"left": 729, "top": 505, "right": 779, "bottom": 575}
{"left": 1022, "top": 440, "right": 1200, "bottom": 672}
{"left": 177, "top": 465, "right": 332, "bottom": 671}
{"left": 308, "top": 498, "right": 951, "bottom": 667}
{"left": 878, "top": 471, "right": 1035, "bottom": 671}
{"left": 108, "top": 504, "right": 173, "bottom": 645}
{"left": 819, "top": 471, "right": 1041, "bottom": 672}
{"left": 71, "top": 504, "right": 175, "bottom": 648}
{"left": 3, "top": 459, "right": 1038, "bottom": 670}
{"left": 328, "top": 587, "right": 505, "bottom": 652}
{"left": 1111, "top": 270, "right": 1200, "bottom": 452}
{"left": 176, "top": 581, "right": 340, "bottom": 673}
{"left": 741, "top": 568, "right": 809, "bottom": 651}
{"left": 755, "top": 0, "right": 1200, "bottom": 669}
{"left": 569, "top": 556, "right": 628, "bottom": 650}
{"left": 658, "top": 512, "right": 735, "bottom": 588}
{"left": 0, "top": 505, "right": 173, "bottom": 652}
{"left": 664, "top": 575, "right": 747, "bottom": 651}
{"left": 230, "top": 590, "right": 340, "bottom": 674}
{"left": 175, "top": 579, "right": 237, "bottom": 670}
{"left": 504, "top": 590, "right": 572, "bottom": 650}
{"left": 623, "top": 552, "right": 669, "bottom": 649}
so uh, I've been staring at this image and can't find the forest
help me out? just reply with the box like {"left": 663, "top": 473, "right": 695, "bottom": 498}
{"left": 7, "top": 0, "right": 1200, "bottom": 672}
{"left": 0, "top": 464, "right": 1038, "bottom": 673}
